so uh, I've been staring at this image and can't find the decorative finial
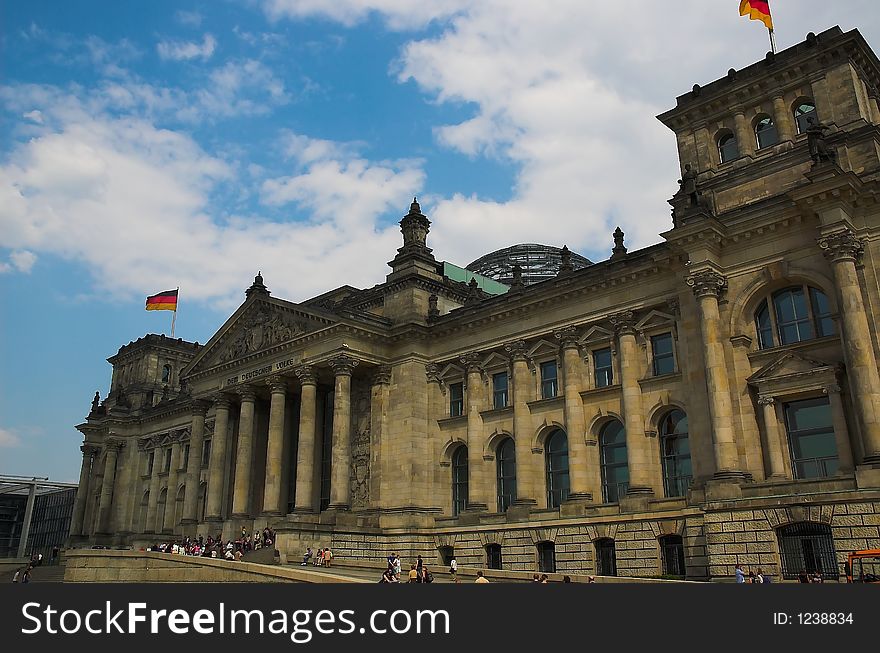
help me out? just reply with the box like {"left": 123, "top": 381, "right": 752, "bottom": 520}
{"left": 511, "top": 264, "right": 524, "bottom": 288}
{"left": 246, "top": 271, "right": 270, "bottom": 298}
{"left": 611, "top": 227, "right": 627, "bottom": 260}
{"left": 395, "top": 195, "right": 433, "bottom": 260}
{"left": 409, "top": 197, "right": 422, "bottom": 215}
{"left": 558, "top": 245, "right": 573, "bottom": 274}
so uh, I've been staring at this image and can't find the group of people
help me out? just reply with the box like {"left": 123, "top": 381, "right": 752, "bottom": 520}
{"left": 300, "top": 546, "right": 334, "bottom": 567}
{"left": 380, "top": 553, "right": 434, "bottom": 583}
{"left": 148, "top": 527, "right": 276, "bottom": 561}
{"left": 734, "top": 564, "right": 772, "bottom": 583}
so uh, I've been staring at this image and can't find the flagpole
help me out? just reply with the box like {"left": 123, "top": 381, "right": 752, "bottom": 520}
{"left": 170, "top": 287, "right": 178, "bottom": 338}
{"left": 769, "top": 28, "right": 777, "bottom": 54}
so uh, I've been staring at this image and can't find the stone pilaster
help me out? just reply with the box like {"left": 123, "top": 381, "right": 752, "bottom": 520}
{"left": 772, "top": 94, "right": 795, "bottom": 142}
{"left": 145, "top": 442, "right": 162, "bottom": 532}
{"left": 734, "top": 109, "right": 755, "bottom": 156}
{"left": 757, "top": 395, "right": 787, "bottom": 479}
{"left": 205, "top": 396, "right": 231, "bottom": 521}
{"left": 262, "top": 377, "right": 288, "bottom": 516}
{"left": 162, "top": 438, "right": 182, "bottom": 532}
{"left": 111, "top": 441, "right": 136, "bottom": 535}
{"left": 610, "top": 311, "right": 654, "bottom": 496}
{"left": 371, "top": 366, "right": 392, "bottom": 509}
{"left": 461, "top": 352, "right": 489, "bottom": 511}
{"left": 687, "top": 270, "right": 743, "bottom": 479}
{"left": 97, "top": 440, "right": 122, "bottom": 534}
{"left": 505, "top": 340, "right": 538, "bottom": 506}
{"left": 71, "top": 444, "right": 97, "bottom": 537}
{"left": 231, "top": 387, "right": 256, "bottom": 518}
{"left": 556, "top": 328, "right": 593, "bottom": 501}
{"left": 329, "top": 354, "right": 358, "bottom": 509}
{"left": 294, "top": 365, "right": 318, "bottom": 513}
{"left": 823, "top": 383, "right": 855, "bottom": 474}
{"left": 182, "top": 400, "right": 210, "bottom": 524}
{"left": 819, "top": 231, "right": 880, "bottom": 463}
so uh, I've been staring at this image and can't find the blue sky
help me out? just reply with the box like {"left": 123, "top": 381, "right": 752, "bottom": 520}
{"left": 2, "top": 0, "right": 878, "bottom": 482}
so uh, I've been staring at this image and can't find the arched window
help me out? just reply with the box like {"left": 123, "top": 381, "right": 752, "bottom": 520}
{"left": 452, "top": 446, "right": 468, "bottom": 516}
{"left": 496, "top": 437, "right": 517, "bottom": 513}
{"left": 794, "top": 100, "right": 817, "bottom": 135}
{"left": 486, "top": 543, "right": 503, "bottom": 570}
{"left": 754, "top": 285, "right": 835, "bottom": 349}
{"left": 545, "top": 429, "right": 570, "bottom": 508}
{"left": 783, "top": 397, "right": 838, "bottom": 479}
{"left": 162, "top": 364, "right": 171, "bottom": 384}
{"left": 718, "top": 131, "right": 739, "bottom": 163}
{"left": 755, "top": 115, "right": 778, "bottom": 149}
{"left": 778, "top": 523, "right": 838, "bottom": 581}
{"left": 659, "top": 410, "right": 692, "bottom": 497}
{"left": 595, "top": 538, "right": 617, "bottom": 576}
{"left": 659, "top": 534, "right": 686, "bottom": 577}
{"left": 600, "top": 420, "right": 628, "bottom": 503}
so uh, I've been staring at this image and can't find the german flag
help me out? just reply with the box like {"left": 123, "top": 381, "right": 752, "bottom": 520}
{"left": 740, "top": 0, "right": 773, "bottom": 31}
{"left": 145, "top": 288, "right": 178, "bottom": 312}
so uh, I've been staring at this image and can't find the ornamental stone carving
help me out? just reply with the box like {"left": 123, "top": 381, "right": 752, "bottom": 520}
{"left": 757, "top": 395, "right": 775, "bottom": 406}
{"left": 686, "top": 270, "right": 727, "bottom": 299}
{"left": 372, "top": 365, "right": 392, "bottom": 386}
{"left": 295, "top": 364, "right": 316, "bottom": 386}
{"left": 818, "top": 230, "right": 864, "bottom": 264}
{"left": 609, "top": 310, "right": 637, "bottom": 336}
{"left": 459, "top": 351, "right": 484, "bottom": 373}
{"left": 554, "top": 326, "right": 580, "bottom": 349}
{"left": 425, "top": 363, "right": 441, "bottom": 384}
{"left": 218, "top": 304, "right": 310, "bottom": 363}
{"left": 504, "top": 340, "right": 529, "bottom": 361}
{"left": 266, "top": 376, "right": 288, "bottom": 394}
{"left": 329, "top": 354, "right": 359, "bottom": 376}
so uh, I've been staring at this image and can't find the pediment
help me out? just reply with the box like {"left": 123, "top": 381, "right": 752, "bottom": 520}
{"left": 183, "top": 297, "right": 335, "bottom": 376}
{"left": 635, "top": 310, "right": 676, "bottom": 331}
{"left": 748, "top": 351, "right": 837, "bottom": 384}
{"left": 579, "top": 326, "right": 614, "bottom": 345}
{"left": 438, "top": 363, "right": 465, "bottom": 380}
{"left": 481, "top": 352, "right": 509, "bottom": 370}
{"left": 527, "top": 339, "right": 559, "bottom": 358}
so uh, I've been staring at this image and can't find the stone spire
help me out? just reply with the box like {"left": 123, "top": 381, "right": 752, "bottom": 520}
{"left": 395, "top": 197, "right": 434, "bottom": 261}
{"left": 246, "top": 271, "right": 270, "bottom": 298}
{"left": 611, "top": 227, "right": 627, "bottom": 260}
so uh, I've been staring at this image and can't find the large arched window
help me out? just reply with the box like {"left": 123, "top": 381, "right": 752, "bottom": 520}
{"left": 754, "top": 285, "right": 835, "bottom": 349}
{"left": 794, "top": 100, "right": 817, "bottom": 135}
{"left": 600, "top": 420, "right": 628, "bottom": 503}
{"left": 755, "top": 115, "right": 778, "bottom": 149}
{"left": 452, "top": 446, "right": 468, "bottom": 516}
{"left": 496, "top": 437, "right": 517, "bottom": 513}
{"left": 718, "top": 131, "right": 739, "bottom": 163}
{"left": 595, "top": 538, "right": 617, "bottom": 576}
{"left": 545, "top": 429, "right": 570, "bottom": 508}
{"left": 778, "top": 523, "right": 838, "bottom": 581}
{"left": 659, "top": 410, "right": 692, "bottom": 497}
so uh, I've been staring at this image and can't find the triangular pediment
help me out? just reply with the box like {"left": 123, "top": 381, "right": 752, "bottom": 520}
{"left": 183, "top": 296, "right": 336, "bottom": 376}
{"left": 579, "top": 326, "right": 614, "bottom": 345}
{"left": 635, "top": 310, "right": 676, "bottom": 331}
{"left": 438, "top": 363, "right": 465, "bottom": 380}
{"left": 480, "top": 352, "right": 510, "bottom": 370}
{"left": 527, "top": 339, "right": 559, "bottom": 358}
{"left": 748, "top": 351, "right": 837, "bottom": 384}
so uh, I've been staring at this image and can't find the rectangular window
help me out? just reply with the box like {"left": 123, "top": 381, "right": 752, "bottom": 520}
{"left": 540, "top": 360, "right": 558, "bottom": 399}
{"left": 593, "top": 347, "right": 613, "bottom": 387}
{"left": 783, "top": 397, "right": 838, "bottom": 479}
{"left": 164, "top": 449, "right": 171, "bottom": 473}
{"left": 181, "top": 444, "right": 190, "bottom": 471}
{"left": 147, "top": 452, "right": 154, "bottom": 476}
{"left": 651, "top": 333, "right": 675, "bottom": 376}
{"left": 201, "top": 440, "right": 211, "bottom": 467}
{"left": 449, "top": 382, "right": 464, "bottom": 417}
{"left": 492, "top": 372, "right": 508, "bottom": 409}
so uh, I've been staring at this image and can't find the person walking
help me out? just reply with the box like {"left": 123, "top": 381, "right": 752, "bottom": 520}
{"left": 449, "top": 556, "right": 458, "bottom": 583}
{"left": 324, "top": 547, "right": 333, "bottom": 568}
{"left": 392, "top": 553, "right": 402, "bottom": 581}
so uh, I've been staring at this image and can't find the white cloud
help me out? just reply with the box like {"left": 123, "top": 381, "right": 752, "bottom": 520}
{"left": 157, "top": 34, "right": 217, "bottom": 61}
{"left": 261, "top": 0, "right": 468, "bottom": 29}
{"left": 0, "top": 427, "right": 21, "bottom": 448}
{"left": 176, "top": 10, "right": 203, "bottom": 28}
{"left": 23, "top": 110, "right": 43, "bottom": 124}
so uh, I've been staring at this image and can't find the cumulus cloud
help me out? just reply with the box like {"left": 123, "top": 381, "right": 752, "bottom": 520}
{"left": 261, "top": 0, "right": 468, "bottom": 29}
{"left": 157, "top": 34, "right": 217, "bottom": 61}
{"left": 0, "top": 427, "right": 21, "bottom": 448}
{"left": 175, "top": 10, "right": 203, "bottom": 27}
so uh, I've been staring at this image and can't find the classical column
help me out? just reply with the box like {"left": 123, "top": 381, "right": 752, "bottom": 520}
{"left": 205, "top": 396, "right": 231, "bottom": 521}
{"left": 757, "top": 396, "right": 787, "bottom": 479}
{"left": 182, "top": 400, "right": 209, "bottom": 524}
{"left": 371, "top": 366, "right": 392, "bottom": 509}
{"left": 556, "top": 328, "right": 593, "bottom": 501}
{"left": 505, "top": 341, "right": 538, "bottom": 506}
{"left": 97, "top": 440, "right": 122, "bottom": 534}
{"left": 687, "top": 270, "right": 743, "bottom": 479}
{"left": 819, "top": 231, "right": 880, "bottom": 463}
{"left": 734, "top": 109, "right": 755, "bottom": 156}
{"left": 162, "top": 438, "right": 182, "bottom": 532}
{"left": 262, "top": 377, "right": 288, "bottom": 515}
{"left": 772, "top": 94, "right": 795, "bottom": 142}
{"left": 231, "top": 387, "right": 257, "bottom": 517}
{"left": 824, "top": 383, "right": 855, "bottom": 474}
{"left": 145, "top": 443, "right": 162, "bottom": 532}
{"left": 611, "top": 312, "right": 654, "bottom": 495}
{"left": 70, "top": 445, "right": 97, "bottom": 537}
{"left": 294, "top": 365, "right": 318, "bottom": 512}
{"left": 461, "top": 352, "right": 489, "bottom": 511}
{"left": 328, "top": 355, "right": 358, "bottom": 509}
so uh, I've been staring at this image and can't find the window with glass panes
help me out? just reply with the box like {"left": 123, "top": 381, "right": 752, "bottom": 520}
{"left": 755, "top": 116, "right": 778, "bottom": 148}
{"left": 595, "top": 538, "right": 617, "bottom": 576}
{"left": 147, "top": 451, "right": 154, "bottom": 476}
{"left": 754, "top": 286, "right": 835, "bottom": 349}
{"left": 182, "top": 444, "right": 190, "bottom": 471}
{"left": 496, "top": 437, "right": 517, "bottom": 512}
{"left": 201, "top": 440, "right": 211, "bottom": 467}
{"left": 492, "top": 372, "right": 509, "bottom": 409}
{"left": 659, "top": 535, "right": 686, "bottom": 577}
{"left": 486, "top": 543, "right": 502, "bottom": 570}
{"left": 593, "top": 347, "right": 613, "bottom": 387}
{"left": 545, "top": 429, "right": 570, "bottom": 508}
{"left": 164, "top": 449, "right": 172, "bottom": 472}
{"left": 449, "top": 382, "right": 464, "bottom": 417}
{"left": 794, "top": 101, "right": 817, "bottom": 135}
{"left": 600, "top": 420, "right": 629, "bottom": 503}
{"left": 651, "top": 333, "right": 675, "bottom": 376}
{"left": 718, "top": 132, "right": 739, "bottom": 163}
{"left": 783, "top": 397, "right": 838, "bottom": 479}
{"left": 540, "top": 360, "right": 558, "bottom": 399}
{"left": 659, "top": 410, "right": 692, "bottom": 497}
{"left": 452, "top": 446, "right": 469, "bottom": 516}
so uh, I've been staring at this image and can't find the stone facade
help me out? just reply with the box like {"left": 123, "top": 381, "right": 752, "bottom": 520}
{"left": 72, "top": 27, "right": 880, "bottom": 581}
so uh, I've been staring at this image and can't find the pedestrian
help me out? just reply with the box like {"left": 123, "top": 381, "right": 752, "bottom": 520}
{"left": 392, "top": 553, "right": 402, "bottom": 580}
{"left": 314, "top": 548, "right": 324, "bottom": 567}
{"left": 798, "top": 569, "right": 809, "bottom": 583}
{"left": 301, "top": 547, "right": 312, "bottom": 566}
{"left": 324, "top": 547, "right": 333, "bottom": 568}
{"left": 408, "top": 564, "right": 419, "bottom": 583}
{"left": 735, "top": 564, "right": 746, "bottom": 584}
{"left": 475, "top": 571, "right": 490, "bottom": 583}
{"left": 416, "top": 555, "right": 423, "bottom": 576}
{"left": 755, "top": 569, "right": 764, "bottom": 584}
{"left": 449, "top": 556, "right": 458, "bottom": 583}
{"left": 587, "top": 576, "right": 596, "bottom": 584}
{"left": 12, "top": 568, "right": 21, "bottom": 583}
{"left": 532, "top": 573, "right": 541, "bottom": 583}
{"left": 422, "top": 566, "right": 433, "bottom": 584}
{"left": 21, "top": 566, "right": 32, "bottom": 583}
{"left": 540, "top": 574, "right": 549, "bottom": 584}
{"left": 563, "top": 575, "right": 572, "bottom": 583}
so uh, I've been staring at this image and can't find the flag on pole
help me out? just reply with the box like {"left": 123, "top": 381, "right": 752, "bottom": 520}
{"left": 739, "top": 0, "right": 773, "bottom": 31}
{"left": 145, "top": 288, "right": 179, "bottom": 311}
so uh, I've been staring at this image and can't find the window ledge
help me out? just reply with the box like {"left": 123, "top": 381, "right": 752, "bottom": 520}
{"left": 638, "top": 371, "right": 682, "bottom": 388}
{"left": 526, "top": 396, "right": 564, "bottom": 411}
{"left": 437, "top": 415, "right": 468, "bottom": 429}
{"left": 579, "top": 383, "right": 622, "bottom": 399}
{"left": 747, "top": 335, "right": 840, "bottom": 362}
{"left": 480, "top": 406, "right": 513, "bottom": 419}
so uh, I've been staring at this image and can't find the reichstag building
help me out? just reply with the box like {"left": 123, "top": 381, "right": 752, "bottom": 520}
{"left": 72, "top": 27, "right": 880, "bottom": 580}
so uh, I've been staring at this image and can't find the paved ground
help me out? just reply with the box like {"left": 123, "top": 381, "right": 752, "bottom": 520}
{"left": 288, "top": 563, "right": 457, "bottom": 583}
